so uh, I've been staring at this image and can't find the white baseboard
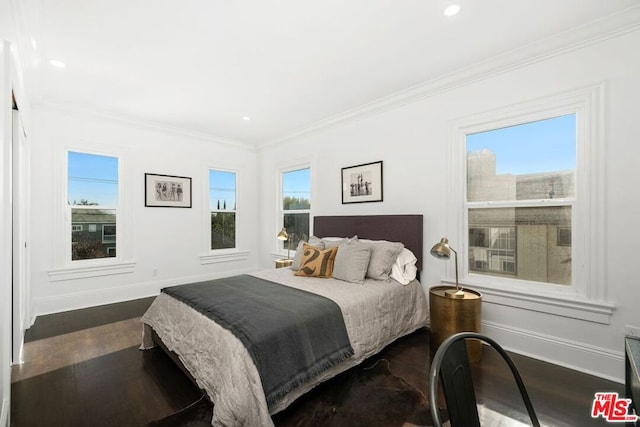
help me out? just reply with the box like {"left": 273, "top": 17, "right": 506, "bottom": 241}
{"left": 33, "top": 282, "right": 159, "bottom": 317}
{"left": 483, "top": 320, "right": 624, "bottom": 383}
{"left": 32, "top": 267, "right": 254, "bottom": 316}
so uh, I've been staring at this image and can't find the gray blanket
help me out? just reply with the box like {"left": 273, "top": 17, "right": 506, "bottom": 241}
{"left": 162, "top": 274, "right": 354, "bottom": 406}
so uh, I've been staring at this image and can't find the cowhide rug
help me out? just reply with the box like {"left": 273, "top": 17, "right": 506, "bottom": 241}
{"left": 149, "top": 359, "right": 440, "bottom": 427}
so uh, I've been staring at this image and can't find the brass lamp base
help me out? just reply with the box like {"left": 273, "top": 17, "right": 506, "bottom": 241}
{"left": 275, "top": 258, "right": 293, "bottom": 269}
{"left": 444, "top": 288, "right": 465, "bottom": 298}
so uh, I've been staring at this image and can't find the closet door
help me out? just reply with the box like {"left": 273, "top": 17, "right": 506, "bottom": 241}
{"left": 12, "top": 107, "right": 28, "bottom": 365}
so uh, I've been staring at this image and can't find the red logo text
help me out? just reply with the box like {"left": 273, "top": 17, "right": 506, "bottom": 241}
{"left": 591, "top": 392, "right": 638, "bottom": 423}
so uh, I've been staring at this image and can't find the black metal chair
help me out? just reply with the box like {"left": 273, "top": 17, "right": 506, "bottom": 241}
{"left": 428, "top": 332, "right": 540, "bottom": 427}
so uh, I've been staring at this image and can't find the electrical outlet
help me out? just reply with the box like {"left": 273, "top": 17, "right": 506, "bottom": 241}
{"left": 626, "top": 325, "right": 640, "bottom": 338}
{"left": 152, "top": 268, "right": 158, "bottom": 277}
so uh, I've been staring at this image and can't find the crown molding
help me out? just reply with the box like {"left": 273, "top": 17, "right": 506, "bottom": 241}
{"left": 34, "top": 100, "right": 256, "bottom": 151}
{"left": 7, "top": 0, "right": 40, "bottom": 129}
{"left": 259, "top": 4, "right": 640, "bottom": 149}
{"left": 8, "top": 0, "right": 35, "bottom": 70}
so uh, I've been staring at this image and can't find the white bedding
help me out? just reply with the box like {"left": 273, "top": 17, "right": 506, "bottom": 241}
{"left": 141, "top": 268, "right": 428, "bottom": 427}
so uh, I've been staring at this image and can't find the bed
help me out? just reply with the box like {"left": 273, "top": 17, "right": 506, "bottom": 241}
{"left": 140, "top": 214, "right": 428, "bottom": 426}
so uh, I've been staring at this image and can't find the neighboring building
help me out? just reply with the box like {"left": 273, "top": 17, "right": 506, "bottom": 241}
{"left": 71, "top": 209, "right": 116, "bottom": 260}
{"left": 467, "top": 149, "right": 573, "bottom": 285}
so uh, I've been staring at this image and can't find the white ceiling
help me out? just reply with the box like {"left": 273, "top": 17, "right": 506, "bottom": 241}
{"left": 13, "top": 0, "right": 640, "bottom": 146}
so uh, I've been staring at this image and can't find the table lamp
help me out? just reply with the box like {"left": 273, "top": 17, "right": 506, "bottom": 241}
{"left": 430, "top": 237, "right": 465, "bottom": 298}
{"left": 277, "top": 227, "right": 290, "bottom": 260}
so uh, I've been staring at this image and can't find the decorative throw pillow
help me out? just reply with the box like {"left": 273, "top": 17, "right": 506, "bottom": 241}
{"left": 357, "top": 239, "right": 404, "bottom": 281}
{"left": 308, "top": 235, "right": 325, "bottom": 246}
{"left": 291, "top": 239, "right": 325, "bottom": 271}
{"left": 332, "top": 242, "right": 372, "bottom": 284}
{"left": 294, "top": 244, "right": 338, "bottom": 278}
{"left": 309, "top": 235, "right": 357, "bottom": 248}
{"left": 321, "top": 237, "right": 350, "bottom": 249}
{"left": 293, "top": 235, "right": 353, "bottom": 269}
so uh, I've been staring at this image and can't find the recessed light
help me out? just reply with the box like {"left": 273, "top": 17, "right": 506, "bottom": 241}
{"left": 444, "top": 4, "right": 460, "bottom": 17}
{"left": 242, "top": 116, "right": 251, "bottom": 121}
{"left": 49, "top": 59, "right": 66, "bottom": 68}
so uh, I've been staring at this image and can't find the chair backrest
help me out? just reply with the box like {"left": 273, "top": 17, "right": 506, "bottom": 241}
{"left": 428, "top": 332, "right": 540, "bottom": 427}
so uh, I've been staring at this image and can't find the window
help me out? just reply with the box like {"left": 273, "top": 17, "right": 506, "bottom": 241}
{"left": 281, "top": 168, "right": 311, "bottom": 250}
{"left": 557, "top": 227, "right": 571, "bottom": 247}
{"left": 447, "top": 85, "right": 612, "bottom": 322}
{"left": 68, "top": 151, "right": 118, "bottom": 261}
{"left": 209, "top": 169, "right": 236, "bottom": 250}
{"left": 102, "top": 224, "right": 116, "bottom": 243}
{"left": 469, "top": 225, "right": 516, "bottom": 275}
{"left": 466, "top": 115, "right": 575, "bottom": 286}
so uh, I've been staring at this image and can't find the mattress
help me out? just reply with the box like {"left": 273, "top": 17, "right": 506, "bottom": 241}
{"left": 141, "top": 267, "right": 428, "bottom": 426}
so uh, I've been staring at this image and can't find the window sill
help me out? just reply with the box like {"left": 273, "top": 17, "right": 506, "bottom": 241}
{"left": 199, "top": 250, "right": 249, "bottom": 265}
{"left": 442, "top": 279, "right": 615, "bottom": 324}
{"left": 49, "top": 261, "right": 136, "bottom": 282}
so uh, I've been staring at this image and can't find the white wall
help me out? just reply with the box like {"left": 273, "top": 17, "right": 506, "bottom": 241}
{"left": 257, "top": 29, "right": 640, "bottom": 382}
{"left": 0, "top": 39, "right": 12, "bottom": 427}
{"left": 28, "top": 107, "right": 260, "bottom": 316}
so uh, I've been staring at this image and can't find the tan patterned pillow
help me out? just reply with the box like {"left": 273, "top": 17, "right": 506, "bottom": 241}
{"left": 294, "top": 243, "right": 338, "bottom": 278}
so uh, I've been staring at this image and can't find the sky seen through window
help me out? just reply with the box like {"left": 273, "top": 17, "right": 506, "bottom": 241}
{"left": 466, "top": 114, "right": 576, "bottom": 175}
{"left": 68, "top": 151, "right": 118, "bottom": 206}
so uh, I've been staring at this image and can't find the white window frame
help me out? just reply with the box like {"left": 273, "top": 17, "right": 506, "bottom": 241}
{"left": 200, "top": 165, "right": 248, "bottom": 265}
{"left": 48, "top": 147, "right": 134, "bottom": 281}
{"left": 446, "top": 83, "right": 614, "bottom": 324}
{"left": 277, "top": 162, "right": 312, "bottom": 258}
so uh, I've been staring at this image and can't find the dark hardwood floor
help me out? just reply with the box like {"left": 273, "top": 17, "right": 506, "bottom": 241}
{"left": 11, "top": 297, "right": 624, "bottom": 426}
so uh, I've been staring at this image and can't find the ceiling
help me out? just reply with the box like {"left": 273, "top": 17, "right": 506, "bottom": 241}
{"left": 11, "top": 0, "right": 640, "bottom": 146}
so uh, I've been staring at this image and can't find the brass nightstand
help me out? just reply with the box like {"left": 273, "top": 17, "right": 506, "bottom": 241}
{"left": 275, "top": 258, "right": 293, "bottom": 269}
{"left": 429, "top": 285, "right": 482, "bottom": 362}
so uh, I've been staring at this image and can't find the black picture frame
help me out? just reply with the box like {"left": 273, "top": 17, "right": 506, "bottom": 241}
{"left": 144, "top": 173, "right": 192, "bottom": 208}
{"left": 341, "top": 161, "right": 383, "bottom": 204}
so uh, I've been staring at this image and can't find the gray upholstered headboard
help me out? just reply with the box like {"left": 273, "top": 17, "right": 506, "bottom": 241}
{"left": 313, "top": 215, "right": 423, "bottom": 271}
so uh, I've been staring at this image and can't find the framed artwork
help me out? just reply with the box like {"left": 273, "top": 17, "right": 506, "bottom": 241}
{"left": 341, "top": 161, "right": 383, "bottom": 204}
{"left": 145, "top": 173, "right": 192, "bottom": 208}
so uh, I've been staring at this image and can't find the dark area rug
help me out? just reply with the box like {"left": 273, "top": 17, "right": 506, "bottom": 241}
{"left": 148, "top": 359, "right": 441, "bottom": 427}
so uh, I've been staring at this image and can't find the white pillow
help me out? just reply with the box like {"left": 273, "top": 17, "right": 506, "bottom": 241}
{"left": 390, "top": 248, "right": 418, "bottom": 285}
